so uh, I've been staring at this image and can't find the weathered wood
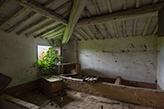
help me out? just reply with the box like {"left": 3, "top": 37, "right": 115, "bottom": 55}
{"left": 136, "top": 0, "right": 140, "bottom": 8}
{"left": 25, "top": 20, "right": 59, "bottom": 37}
{"left": 115, "top": 76, "right": 122, "bottom": 85}
{"left": 35, "top": 24, "right": 64, "bottom": 38}
{"left": 43, "top": 27, "right": 65, "bottom": 39}
{"left": 158, "top": 6, "right": 164, "bottom": 37}
{"left": 77, "top": 3, "right": 164, "bottom": 27}
{"left": 16, "top": 17, "right": 47, "bottom": 35}
{"left": 112, "top": 22, "right": 119, "bottom": 38}
{"left": 92, "top": 25, "right": 104, "bottom": 39}
{"left": 13, "top": 0, "right": 67, "bottom": 25}
{"left": 78, "top": 27, "right": 92, "bottom": 40}
{"left": 54, "top": 1, "right": 72, "bottom": 13}
{"left": 122, "top": 21, "right": 126, "bottom": 37}
{"left": 92, "top": 0, "right": 101, "bottom": 15}
{"left": 6, "top": 12, "right": 36, "bottom": 33}
{"left": 62, "top": 0, "right": 86, "bottom": 43}
{"left": 153, "top": 0, "right": 158, "bottom": 4}
{"left": 153, "top": 24, "right": 158, "bottom": 35}
{"left": 0, "top": 0, "right": 8, "bottom": 10}
{"left": 142, "top": 16, "right": 152, "bottom": 36}
{"left": 102, "top": 24, "right": 112, "bottom": 38}
{"left": 47, "top": 32, "right": 64, "bottom": 40}
{"left": 121, "top": 0, "right": 126, "bottom": 10}
{"left": 84, "top": 26, "right": 98, "bottom": 40}
{"left": 44, "top": 0, "right": 59, "bottom": 8}
{"left": 73, "top": 31, "right": 86, "bottom": 41}
{"left": 105, "top": 0, "right": 112, "bottom": 13}
{"left": 132, "top": 19, "right": 137, "bottom": 36}
{"left": 0, "top": 7, "right": 26, "bottom": 27}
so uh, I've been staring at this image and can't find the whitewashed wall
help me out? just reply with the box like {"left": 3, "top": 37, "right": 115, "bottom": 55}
{"left": 78, "top": 36, "right": 157, "bottom": 83}
{"left": 0, "top": 31, "right": 49, "bottom": 87}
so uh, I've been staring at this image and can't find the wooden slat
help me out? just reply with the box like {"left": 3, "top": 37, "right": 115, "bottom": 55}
{"left": 136, "top": 0, "right": 140, "bottom": 8}
{"left": 84, "top": 26, "right": 98, "bottom": 40}
{"left": 16, "top": 17, "right": 47, "bottom": 35}
{"left": 13, "top": 0, "right": 67, "bottom": 25}
{"left": 73, "top": 31, "right": 86, "bottom": 41}
{"left": 92, "top": 25, "right": 104, "bottom": 39}
{"left": 142, "top": 16, "right": 152, "bottom": 36}
{"left": 153, "top": 24, "right": 158, "bottom": 35}
{"left": 92, "top": 0, "right": 101, "bottom": 15}
{"left": 5, "top": 12, "right": 36, "bottom": 33}
{"left": 47, "top": 32, "right": 63, "bottom": 40}
{"left": 105, "top": 0, "right": 112, "bottom": 13}
{"left": 34, "top": 24, "right": 64, "bottom": 38}
{"left": 0, "top": 0, "right": 8, "bottom": 10}
{"left": 62, "top": 0, "right": 86, "bottom": 43}
{"left": 122, "top": 21, "right": 126, "bottom": 37}
{"left": 0, "top": 7, "right": 26, "bottom": 27}
{"left": 78, "top": 27, "right": 92, "bottom": 40}
{"left": 121, "top": 0, "right": 126, "bottom": 10}
{"left": 54, "top": 1, "right": 72, "bottom": 13}
{"left": 45, "top": 28, "right": 65, "bottom": 39}
{"left": 102, "top": 24, "right": 112, "bottom": 38}
{"left": 44, "top": 0, "right": 59, "bottom": 8}
{"left": 112, "top": 22, "right": 119, "bottom": 38}
{"left": 132, "top": 19, "right": 137, "bottom": 36}
{"left": 77, "top": 3, "right": 164, "bottom": 27}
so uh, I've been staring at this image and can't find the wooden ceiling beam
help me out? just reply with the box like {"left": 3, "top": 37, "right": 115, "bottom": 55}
{"left": 44, "top": 0, "right": 59, "bottom": 8}
{"left": 44, "top": 28, "right": 65, "bottom": 39}
{"left": 5, "top": 12, "right": 36, "bottom": 33}
{"left": 12, "top": 0, "right": 67, "bottom": 25}
{"left": 83, "top": 26, "right": 98, "bottom": 40}
{"left": 142, "top": 16, "right": 152, "bottom": 36}
{"left": 47, "top": 32, "right": 63, "bottom": 40}
{"left": 153, "top": 24, "right": 158, "bottom": 35}
{"left": 78, "top": 27, "right": 92, "bottom": 40}
{"left": 73, "top": 31, "right": 86, "bottom": 41}
{"left": 54, "top": 1, "right": 72, "bottom": 13}
{"left": 62, "top": 0, "right": 86, "bottom": 43}
{"left": 112, "top": 22, "right": 119, "bottom": 38}
{"left": 0, "top": 7, "right": 26, "bottom": 27}
{"left": 105, "top": 0, "right": 112, "bottom": 13}
{"left": 77, "top": 3, "right": 164, "bottom": 27}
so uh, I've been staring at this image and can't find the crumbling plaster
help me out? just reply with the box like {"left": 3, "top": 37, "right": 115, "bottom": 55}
{"left": 157, "top": 37, "right": 164, "bottom": 90}
{"left": 0, "top": 30, "right": 49, "bottom": 87}
{"left": 78, "top": 35, "right": 157, "bottom": 83}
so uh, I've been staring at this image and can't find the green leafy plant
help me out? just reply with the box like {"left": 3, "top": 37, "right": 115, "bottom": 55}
{"left": 37, "top": 46, "right": 62, "bottom": 76}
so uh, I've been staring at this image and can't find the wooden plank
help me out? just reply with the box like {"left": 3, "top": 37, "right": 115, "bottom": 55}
{"left": 6, "top": 12, "right": 36, "bottom": 33}
{"left": 153, "top": 24, "right": 158, "bottom": 35}
{"left": 44, "top": 0, "right": 59, "bottom": 8}
{"left": 92, "top": 25, "right": 104, "bottom": 39}
{"left": 16, "top": 17, "right": 47, "bottom": 35}
{"left": 84, "top": 26, "right": 98, "bottom": 40}
{"left": 121, "top": 0, "right": 126, "bottom": 10}
{"left": 35, "top": 24, "right": 64, "bottom": 38}
{"left": 102, "top": 24, "right": 112, "bottom": 38}
{"left": 77, "top": 3, "right": 164, "bottom": 27}
{"left": 114, "top": 76, "right": 122, "bottom": 85}
{"left": 73, "top": 31, "right": 86, "bottom": 41}
{"left": 43, "top": 27, "right": 65, "bottom": 39}
{"left": 136, "top": 0, "right": 140, "bottom": 8}
{"left": 132, "top": 19, "right": 137, "bottom": 36}
{"left": 46, "top": 32, "right": 63, "bottom": 40}
{"left": 0, "top": 7, "right": 26, "bottom": 27}
{"left": 91, "top": 0, "right": 101, "bottom": 15}
{"left": 122, "top": 21, "right": 126, "bottom": 37}
{"left": 44, "top": 28, "right": 65, "bottom": 39}
{"left": 13, "top": 0, "right": 67, "bottom": 25}
{"left": 54, "top": 1, "right": 72, "bottom": 13}
{"left": 78, "top": 27, "right": 92, "bottom": 40}
{"left": 158, "top": 6, "right": 164, "bottom": 37}
{"left": 142, "top": 16, "right": 152, "bottom": 36}
{"left": 105, "top": 0, "right": 112, "bottom": 13}
{"left": 62, "top": 0, "right": 86, "bottom": 43}
{"left": 112, "top": 22, "right": 119, "bottom": 38}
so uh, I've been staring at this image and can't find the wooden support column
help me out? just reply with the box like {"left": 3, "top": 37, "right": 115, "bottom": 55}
{"left": 12, "top": 0, "right": 67, "bottom": 25}
{"left": 114, "top": 76, "right": 122, "bottom": 85}
{"left": 62, "top": 0, "right": 86, "bottom": 44}
{"left": 77, "top": 3, "right": 164, "bottom": 27}
{"left": 158, "top": 6, "right": 164, "bottom": 37}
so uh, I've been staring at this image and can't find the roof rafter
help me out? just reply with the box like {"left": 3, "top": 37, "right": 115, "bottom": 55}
{"left": 12, "top": 0, "right": 67, "bottom": 25}
{"left": 142, "top": 16, "right": 152, "bottom": 36}
{"left": 77, "top": 3, "right": 164, "bottom": 27}
{"left": 62, "top": 0, "right": 86, "bottom": 43}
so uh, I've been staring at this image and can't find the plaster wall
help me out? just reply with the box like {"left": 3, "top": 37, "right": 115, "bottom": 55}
{"left": 157, "top": 37, "right": 164, "bottom": 90}
{"left": 0, "top": 31, "right": 49, "bottom": 87}
{"left": 78, "top": 36, "right": 157, "bottom": 83}
{"left": 62, "top": 41, "right": 76, "bottom": 63}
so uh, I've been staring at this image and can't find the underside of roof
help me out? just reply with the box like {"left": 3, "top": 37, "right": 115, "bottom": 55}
{"left": 0, "top": 0, "right": 164, "bottom": 42}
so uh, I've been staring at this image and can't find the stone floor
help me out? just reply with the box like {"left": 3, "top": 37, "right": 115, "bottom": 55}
{"left": 17, "top": 89, "right": 158, "bottom": 109}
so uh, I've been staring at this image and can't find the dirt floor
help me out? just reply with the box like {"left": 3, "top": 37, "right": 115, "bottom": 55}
{"left": 15, "top": 89, "right": 158, "bottom": 109}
